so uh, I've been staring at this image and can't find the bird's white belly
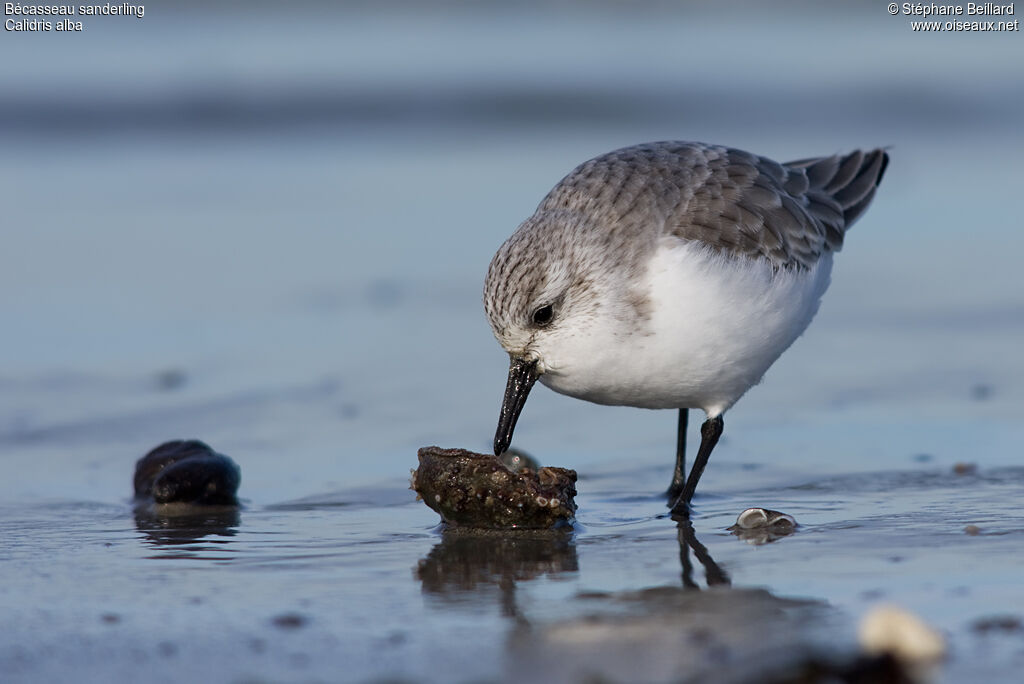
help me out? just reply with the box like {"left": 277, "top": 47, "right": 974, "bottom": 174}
{"left": 540, "top": 240, "right": 833, "bottom": 415}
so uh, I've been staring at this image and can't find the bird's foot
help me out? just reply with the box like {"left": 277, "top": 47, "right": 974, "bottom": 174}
{"left": 668, "top": 495, "right": 691, "bottom": 520}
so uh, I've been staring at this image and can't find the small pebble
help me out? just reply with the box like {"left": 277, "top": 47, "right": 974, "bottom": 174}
{"left": 155, "top": 369, "right": 187, "bottom": 391}
{"left": 133, "top": 439, "right": 241, "bottom": 505}
{"left": 272, "top": 613, "right": 309, "bottom": 629}
{"left": 971, "top": 615, "right": 1022, "bottom": 633}
{"left": 970, "top": 383, "right": 993, "bottom": 401}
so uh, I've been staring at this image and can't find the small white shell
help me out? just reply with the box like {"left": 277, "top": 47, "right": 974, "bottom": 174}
{"left": 859, "top": 605, "right": 946, "bottom": 664}
{"left": 735, "top": 507, "right": 796, "bottom": 529}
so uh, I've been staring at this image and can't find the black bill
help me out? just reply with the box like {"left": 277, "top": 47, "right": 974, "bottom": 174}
{"left": 493, "top": 356, "right": 539, "bottom": 456}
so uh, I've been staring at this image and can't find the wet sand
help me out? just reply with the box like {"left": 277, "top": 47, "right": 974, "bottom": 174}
{"left": 3, "top": 447, "right": 1024, "bottom": 683}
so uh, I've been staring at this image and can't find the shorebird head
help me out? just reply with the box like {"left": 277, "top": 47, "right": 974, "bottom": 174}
{"left": 484, "top": 210, "right": 646, "bottom": 455}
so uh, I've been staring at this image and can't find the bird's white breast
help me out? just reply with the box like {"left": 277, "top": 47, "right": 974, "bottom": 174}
{"left": 539, "top": 239, "right": 833, "bottom": 415}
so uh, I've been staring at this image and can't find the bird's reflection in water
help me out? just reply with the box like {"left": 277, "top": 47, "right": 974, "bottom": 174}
{"left": 415, "top": 520, "right": 728, "bottom": 617}
{"left": 675, "top": 518, "right": 731, "bottom": 589}
{"left": 133, "top": 504, "right": 240, "bottom": 559}
{"left": 416, "top": 528, "right": 578, "bottom": 618}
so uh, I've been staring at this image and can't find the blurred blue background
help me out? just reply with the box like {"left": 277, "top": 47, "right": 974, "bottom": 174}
{"left": 1, "top": 0, "right": 1021, "bottom": 499}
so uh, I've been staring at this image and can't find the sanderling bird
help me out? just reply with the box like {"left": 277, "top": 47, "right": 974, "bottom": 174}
{"left": 483, "top": 141, "right": 888, "bottom": 516}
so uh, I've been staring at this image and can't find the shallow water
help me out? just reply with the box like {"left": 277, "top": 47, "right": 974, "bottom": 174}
{"left": 2, "top": 2, "right": 1024, "bottom": 682}
{"left": 4, "top": 454, "right": 1024, "bottom": 682}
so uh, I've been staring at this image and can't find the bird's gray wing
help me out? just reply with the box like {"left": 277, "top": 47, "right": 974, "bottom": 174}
{"left": 676, "top": 144, "right": 888, "bottom": 269}
{"left": 538, "top": 142, "right": 888, "bottom": 270}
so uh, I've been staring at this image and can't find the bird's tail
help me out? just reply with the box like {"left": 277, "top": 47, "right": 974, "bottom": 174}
{"left": 786, "top": 149, "right": 889, "bottom": 230}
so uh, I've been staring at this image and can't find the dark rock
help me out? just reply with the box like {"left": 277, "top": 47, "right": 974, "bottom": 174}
{"left": 272, "top": 613, "right": 309, "bottom": 629}
{"left": 134, "top": 439, "right": 241, "bottom": 506}
{"left": 971, "top": 614, "right": 1022, "bottom": 633}
{"left": 411, "top": 446, "right": 576, "bottom": 529}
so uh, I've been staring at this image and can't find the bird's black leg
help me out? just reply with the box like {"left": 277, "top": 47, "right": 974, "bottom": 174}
{"left": 666, "top": 409, "right": 688, "bottom": 502}
{"left": 670, "top": 415, "right": 724, "bottom": 518}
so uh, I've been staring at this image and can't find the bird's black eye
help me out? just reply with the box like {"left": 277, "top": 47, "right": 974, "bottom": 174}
{"left": 532, "top": 305, "right": 554, "bottom": 327}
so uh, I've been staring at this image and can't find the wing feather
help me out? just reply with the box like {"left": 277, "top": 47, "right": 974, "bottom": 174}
{"left": 536, "top": 141, "right": 888, "bottom": 271}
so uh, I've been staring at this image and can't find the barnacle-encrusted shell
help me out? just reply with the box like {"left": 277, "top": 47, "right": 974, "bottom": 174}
{"left": 412, "top": 447, "right": 576, "bottom": 529}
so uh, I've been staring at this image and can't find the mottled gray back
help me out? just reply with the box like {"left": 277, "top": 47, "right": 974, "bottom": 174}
{"left": 536, "top": 141, "right": 889, "bottom": 270}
